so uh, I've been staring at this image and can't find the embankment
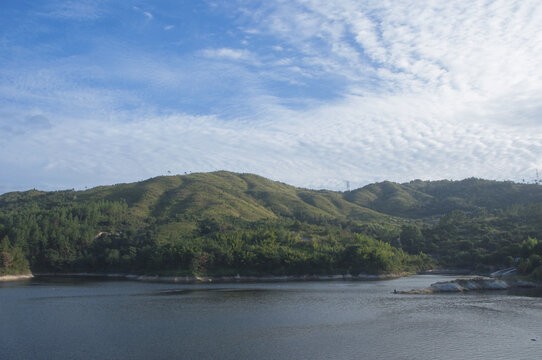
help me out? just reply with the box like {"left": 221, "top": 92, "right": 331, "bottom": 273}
{"left": 0, "top": 274, "right": 34, "bottom": 282}
{"left": 398, "top": 277, "right": 539, "bottom": 294}
{"left": 35, "top": 272, "right": 407, "bottom": 283}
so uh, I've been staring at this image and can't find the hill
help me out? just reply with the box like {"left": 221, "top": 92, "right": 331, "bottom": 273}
{"left": 347, "top": 178, "right": 542, "bottom": 218}
{"left": 1, "top": 171, "right": 386, "bottom": 222}
{"left": 1, "top": 171, "right": 542, "bottom": 278}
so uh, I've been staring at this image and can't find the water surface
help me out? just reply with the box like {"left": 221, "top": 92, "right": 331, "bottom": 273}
{"left": 1, "top": 275, "right": 541, "bottom": 359}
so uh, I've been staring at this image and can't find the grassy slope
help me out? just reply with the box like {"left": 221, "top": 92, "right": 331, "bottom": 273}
{"left": 78, "top": 171, "right": 387, "bottom": 224}
{"left": 2, "top": 172, "right": 542, "bottom": 227}
{"left": 0, "top": 172, "right": 387, "bottom": 241}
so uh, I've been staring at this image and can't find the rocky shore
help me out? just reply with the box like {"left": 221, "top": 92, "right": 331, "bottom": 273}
{"left": 35, "top": 272, "right": 406, "bottom": 283}
{"left": 397, "top": 277, "right": 539, "bottom": 294}
{"left": 0, "top": 274, "right": 34, "bottom": 282}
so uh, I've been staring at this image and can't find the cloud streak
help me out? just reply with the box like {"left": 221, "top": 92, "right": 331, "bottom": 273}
{"left": 133, "top": 6, "right": 153, "bottom": 20}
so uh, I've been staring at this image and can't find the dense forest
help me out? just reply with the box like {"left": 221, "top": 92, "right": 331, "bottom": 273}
{"left": 1, "top": 171, "right": 541, "bottom": 279}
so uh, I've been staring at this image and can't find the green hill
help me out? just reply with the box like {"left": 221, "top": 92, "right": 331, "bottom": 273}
{"left": 40, "top": 171, "right": 385, "bottom": 222}
{"left": 347, "top": 178, "right": 542, "bottom": 218}
{"left": 1, "top": 172, "right": 542, "bottom": 278}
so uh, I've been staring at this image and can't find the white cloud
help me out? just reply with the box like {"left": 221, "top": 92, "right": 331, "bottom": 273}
{"left": 2, "top": 90, "right": 541, "bottom": 192}
{"left": 133, "top": 6, "right": 153, "bottom": 20}
{"left": 251, "top": 0, "right": 542, "bottom": 110}
{"left": 200, "top": 48, "right": 255, "bottom": 62}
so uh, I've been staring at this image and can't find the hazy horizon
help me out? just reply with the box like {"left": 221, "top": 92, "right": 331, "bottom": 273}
{"left": 3, "top": 170, "right": 541, "bottom": 196}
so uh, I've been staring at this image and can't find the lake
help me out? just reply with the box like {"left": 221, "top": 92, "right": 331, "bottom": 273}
{"left": 1, "top": 275, "right": 541, "bottom": 359}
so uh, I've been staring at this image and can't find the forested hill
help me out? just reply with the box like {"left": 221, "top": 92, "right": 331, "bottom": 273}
{"left": 1, "top": 171, "right": 542, "bottom": 278}
{"left": 0, "top": 172, "right": 385, "bottom": 224}
{"left": 348, "top": 178, "right": 542, "bottom": 218}
{"left": 3, "top": 172, "right": 540, "bottom": 221}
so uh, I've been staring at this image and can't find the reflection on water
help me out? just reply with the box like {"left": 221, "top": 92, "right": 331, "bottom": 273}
{"left": 154, "top": 288, "right": 276, "bottom": 296}
{"left": 508, "top": 286, "right": 542, "bottom": 298}
{"left": 1, "top": 275, "right": 541, "bottom": 360}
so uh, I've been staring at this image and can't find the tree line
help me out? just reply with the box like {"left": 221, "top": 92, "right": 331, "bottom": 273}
{"left": 2, "top": 194, "right": 541, "bottom": 279}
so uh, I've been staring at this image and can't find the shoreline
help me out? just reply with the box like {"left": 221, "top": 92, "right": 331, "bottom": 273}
{"left": 34, "top": 271, "right": 409, "bottom": 283}
{"left": 417, "top": 269, "right": 474, "bottom": 275}
{"left": 397, "top": 277, "right": 542, "bottom": 294}
{"left": 0, "top": 274, "right": 34, "bottom": 282}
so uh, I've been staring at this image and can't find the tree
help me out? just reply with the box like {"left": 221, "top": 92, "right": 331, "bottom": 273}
{"left": 1, "top": 236, "right": 13, "bottom": 269}
{"left": 399, "top": 225, "right": 424, "bottom": 254}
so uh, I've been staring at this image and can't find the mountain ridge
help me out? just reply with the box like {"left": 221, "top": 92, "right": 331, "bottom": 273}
{"left": 3, "top": 171, "right": 541, "bottom": 221}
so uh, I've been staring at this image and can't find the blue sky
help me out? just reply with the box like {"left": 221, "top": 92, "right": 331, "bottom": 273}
{"left": 1, "top": 0, "right": 542, "bottom": 193}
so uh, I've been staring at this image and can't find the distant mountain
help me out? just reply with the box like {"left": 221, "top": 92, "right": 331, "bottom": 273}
{"left": 347, "top": 178, "right": 542, "bottom": 218}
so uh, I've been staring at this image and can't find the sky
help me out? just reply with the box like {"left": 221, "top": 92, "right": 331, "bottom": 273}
{"left": 1, "top": 0, "right": 542, "bottom": 193}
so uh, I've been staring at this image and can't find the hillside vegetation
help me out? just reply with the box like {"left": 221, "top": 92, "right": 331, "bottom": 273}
{"left": 1, "top": 171, "right": 542, "bottom": 278}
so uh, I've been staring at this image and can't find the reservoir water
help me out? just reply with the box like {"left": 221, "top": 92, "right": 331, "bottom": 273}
{"left": 1, "top": 275, "right": 541, "bottom": 359}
